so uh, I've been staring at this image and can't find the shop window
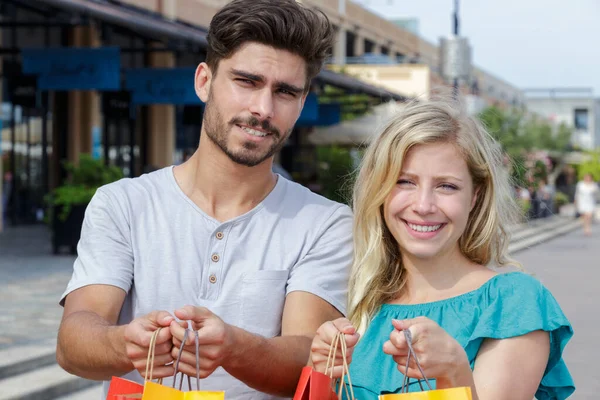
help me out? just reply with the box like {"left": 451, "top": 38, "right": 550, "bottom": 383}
{"left": 574, "top": 108, "right": 589, "bottom": 130}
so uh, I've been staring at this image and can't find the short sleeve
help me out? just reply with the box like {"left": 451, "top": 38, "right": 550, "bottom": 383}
{"left": 286, "top": 204, "right": 353, "bottom": 315}
{"left": 59, "top": 186, "right": 134, "bottom": 306}
{"left": 467, "top": 273, "right": 575, "bottom": 400}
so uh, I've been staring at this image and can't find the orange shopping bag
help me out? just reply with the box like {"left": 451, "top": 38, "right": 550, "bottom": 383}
{"left": 141, "top": 329, "right": 225, "bottom": 400}
{"left": 293, "top": 332, "right": 355, "bottom": 400}
{"left": 378, "top": 330, "right": 472, "bottom": 400}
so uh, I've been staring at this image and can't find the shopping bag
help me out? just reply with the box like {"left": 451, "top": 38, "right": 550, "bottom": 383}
{"left": 292, "top": 332, "right": 355, "bottom": 400}
{"left": 141, "top": 329, "right": 225, "bottom": 400}
{"left": 106, "top": 377, "right": 144, "bottom": 399}
{"left": 107, "top": 327, "right": 166, "bottom": 399}
{"left": 292, "top": 366, "right": 338, "bottom": 400}
{"left": 379, "top": 387, "right": 472, "bottom": 400}
{"left": 378, "top": 330, "right": 471, "bottom": 400}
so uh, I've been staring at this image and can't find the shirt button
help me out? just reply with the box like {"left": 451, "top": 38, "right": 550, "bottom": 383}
{"left": 209, "top": 274, "right": 217, "bottom": 284}
{"left": 211, "top": 253, "right": 220, "bottom": 262}
{"left": 215, "top": 232, "right": 224, "bottom": 240}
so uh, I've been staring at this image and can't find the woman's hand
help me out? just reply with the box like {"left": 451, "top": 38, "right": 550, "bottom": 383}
{"left": 383, "top": 317, "right": 471, "bottom": 387}
{"left": 309, "top": 318, "right": 360, "bottom": 378}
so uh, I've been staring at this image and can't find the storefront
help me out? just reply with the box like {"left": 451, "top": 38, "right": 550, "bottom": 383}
{"left": 0, "top": 0, "right": 404, "bottom": 228}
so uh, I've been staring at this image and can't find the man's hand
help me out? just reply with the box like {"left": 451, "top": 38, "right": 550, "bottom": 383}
{"left": 169, "top": 305, "right": 235, "bottom": 378}
{"left": 123, "top": 310, "right": 176, "bottom": 379}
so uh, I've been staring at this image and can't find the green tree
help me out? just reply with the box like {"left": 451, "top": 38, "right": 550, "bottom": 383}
{"left": 478, "top": 106, "right": 573, "bottom": 188}
{"left": 578, "top": 151, "right": 600, "bottom": 181}
{"left": 315, "top": 145, "right": 356, "bottom": 204}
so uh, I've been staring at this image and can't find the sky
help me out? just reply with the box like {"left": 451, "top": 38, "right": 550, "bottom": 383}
{"left": 356, "top": 0, "right": 600, "bottom": 96}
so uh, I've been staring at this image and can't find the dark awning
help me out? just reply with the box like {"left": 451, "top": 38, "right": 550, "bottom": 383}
{"left": 31, "top": 0, "right": 208, "bottom": 47}
{"left": 30, "top": 0, "right": 406, "bottom": 101}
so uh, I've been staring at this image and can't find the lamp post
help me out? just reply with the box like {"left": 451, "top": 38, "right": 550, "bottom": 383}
{"left": 453, "top": 0, "right": 460, "bottom": 97}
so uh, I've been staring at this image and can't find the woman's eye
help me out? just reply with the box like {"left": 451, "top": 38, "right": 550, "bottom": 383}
{"left": 440, "top": 184, "right": 458, "bottom": 191}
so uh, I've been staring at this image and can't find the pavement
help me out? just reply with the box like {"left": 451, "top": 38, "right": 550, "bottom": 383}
{"left": 0, "top": 225, "right": 75, "bottom": 350}
{"left": 514, "top": 225, "right": 600, "bottom": 400}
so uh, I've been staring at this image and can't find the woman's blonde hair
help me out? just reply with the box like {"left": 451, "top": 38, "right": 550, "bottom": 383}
{"left": 347, "top": 95, "right": 521, "bottom": 335}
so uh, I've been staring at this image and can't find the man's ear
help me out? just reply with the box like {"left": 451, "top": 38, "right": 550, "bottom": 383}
{"left": 195, "top": 62, "right": 212, "bottom": 102}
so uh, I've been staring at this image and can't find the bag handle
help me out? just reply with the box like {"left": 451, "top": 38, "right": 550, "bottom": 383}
{"left": 324, "top": 332, "right": 356, "bottom": 400}
{"left": 144, "top": 328, "right": 164, "bottom": 384}
{"left": 400, "top": 329, "right": 433, "bottom": 393}
{"left": 172, "top": 329, "right": 201, "bottom": 391}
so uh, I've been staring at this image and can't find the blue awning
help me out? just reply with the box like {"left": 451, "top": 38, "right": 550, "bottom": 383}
{"left": 32, "top": 0, "right": 406, "bottom": 101}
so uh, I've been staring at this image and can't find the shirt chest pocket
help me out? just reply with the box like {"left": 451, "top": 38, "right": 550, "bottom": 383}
{"left": 241, "top": 270, "right": 289, "bottom": 338}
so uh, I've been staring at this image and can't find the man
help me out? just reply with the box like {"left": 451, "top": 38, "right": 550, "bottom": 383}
{"left": 56, "top": 1, "right": 352, "bottom": 398}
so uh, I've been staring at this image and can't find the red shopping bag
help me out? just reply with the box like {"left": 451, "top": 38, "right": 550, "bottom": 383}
{"left": 106, "top": 328, "right": 164, "bottom": 399}
{"left": 293, "top": 332, "right": 355, "bottom": 400}
{"left": 106, "top": 376, "right": 144, "bottom": 399}
{"left": 293, "top": 366, "right": 338, "bottom": 400}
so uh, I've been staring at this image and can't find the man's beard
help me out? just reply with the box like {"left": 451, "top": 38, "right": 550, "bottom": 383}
{"left": 202, "top": 93, "right": 291, "bottom": 167}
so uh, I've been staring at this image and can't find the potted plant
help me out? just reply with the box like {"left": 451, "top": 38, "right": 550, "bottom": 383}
{"left": 45, "top": 154, "right": 123, "bottom": 254}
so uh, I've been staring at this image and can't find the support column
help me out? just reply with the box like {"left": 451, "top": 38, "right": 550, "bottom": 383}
{"left": 333, "top": 26, "right": 347, "bottom": 66}
{"left": 67, "top": 25, "right": 101, "bottom": 165}
{"left": 147, "top": 46, "right": 175, "bottom": 168}
{"left": 158, "top": 0, "right": 177, "bottom": 19}
{"left": 371, "top": 43, "right": 382, "bottom": 55}
{"left": 354, "top": 33, "right": 365, "bottom": 57}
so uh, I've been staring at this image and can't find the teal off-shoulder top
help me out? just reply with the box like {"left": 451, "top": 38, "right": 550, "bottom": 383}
{"left": 343, "top": 272, "right": 575, "bottom": 400}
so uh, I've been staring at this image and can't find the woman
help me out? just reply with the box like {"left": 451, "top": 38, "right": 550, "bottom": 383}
{"left": 575, "top": 173, "right": 598, "bottom": 236}
{"left": 309, "top": 97, "right": 574, "bottom": 399}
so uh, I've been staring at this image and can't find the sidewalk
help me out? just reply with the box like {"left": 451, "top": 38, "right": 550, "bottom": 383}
{"left": 0, "top": 225, "right": 75, "bottom": 350}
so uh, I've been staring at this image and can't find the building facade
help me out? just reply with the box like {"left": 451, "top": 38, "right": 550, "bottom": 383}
{"left": 524, "top": 88, "right": 598, "bottom": 151}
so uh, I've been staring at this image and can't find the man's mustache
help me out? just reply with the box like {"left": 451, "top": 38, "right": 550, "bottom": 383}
{"left": 230, "top": 116, "right": 280, "bottom": 138}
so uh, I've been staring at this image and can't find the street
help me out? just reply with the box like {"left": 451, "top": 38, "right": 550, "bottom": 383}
{"left": 513, "top": 226, "right": 599, "bottom": 399}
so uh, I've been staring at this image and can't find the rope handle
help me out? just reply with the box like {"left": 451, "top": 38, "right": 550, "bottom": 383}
{"left": 400, "top": 329, "right": 433, "bottom": 393}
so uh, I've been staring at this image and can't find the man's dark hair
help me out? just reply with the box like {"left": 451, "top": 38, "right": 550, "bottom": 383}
{"left": 206, "top": 0, "right": 335, "bottom": 90}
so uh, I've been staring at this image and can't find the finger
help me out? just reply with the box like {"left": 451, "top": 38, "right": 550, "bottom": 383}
{"left": 146, "top": 310, "right": 175, "bottom": 328}
{"left": 389, "top": 329, "right": 408, "bottom": 350}
{"left": 154, "top": 325, "right": 174, "bottom": 345}
{"left": 174, "top": 305, "right": 213, "bottom": 323}
{"left": 171, "top": 344, "right": 209, "bottom": 364}
{"left": 331, "top": 318, "right": 357, "bottom": 335}
{"left": 137, "top": 365, "right": 176, "bottom": 379}
{"left": 392, "top": 317, "right": 429, "bottom": 331}
{"left": 382, "top": 339, "right": 406, "bottom": 356}
{"left": 152, "top": 340, "right": 174, "bottom": 356}
{"left": 170, "top": 321, "right": 189, "bottom": 343}
{"left": 345, "top": 332, "right": 360, "bottom": 348}
{"left": 396, "top": 365, "right": 426, "bottom": 380}
{"left": 175, "top": 361, "right": 214, "bottom": 379}
{"left": 315, "top": 321, "right": 348, "bottom": 347}
{"left": 133, "top": 352, "right": 174, "bottom": 370}
{"left": 314, "top": 364, "right": 348, "bottom": 378}
{"left": 392, "top": 355, "right": 415, "bottom": 369}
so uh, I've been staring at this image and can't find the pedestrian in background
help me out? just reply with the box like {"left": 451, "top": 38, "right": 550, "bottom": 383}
{"left": 575, "top": 173, "right": 598, "bottom": 236}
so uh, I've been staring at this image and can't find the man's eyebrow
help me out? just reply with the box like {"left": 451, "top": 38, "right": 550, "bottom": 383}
{"left": 230, "top": 69, "right": 264, "bottom": 82}
{"left": 230, "top": 69, "right": 304, "bottom": 94}
{"left": 276, "top": 82, "right": 304, "bottom": 94}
